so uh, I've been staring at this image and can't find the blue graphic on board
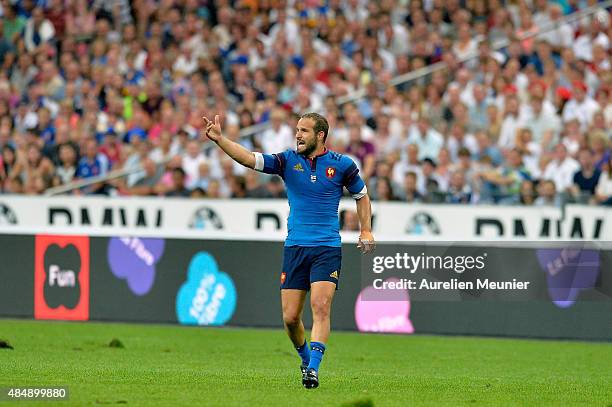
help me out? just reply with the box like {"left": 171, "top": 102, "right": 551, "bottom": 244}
{"left": 176, "top": 252, "right": 237, "bottom": 326}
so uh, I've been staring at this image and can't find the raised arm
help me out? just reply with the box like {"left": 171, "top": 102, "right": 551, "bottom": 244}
{"left": 203, "top": 115, "right": 256, "bottom": 169}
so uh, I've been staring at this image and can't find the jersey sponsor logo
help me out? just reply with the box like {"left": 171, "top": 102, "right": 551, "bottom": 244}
{"left": 280, "top": 272, "right": 287, "bottom": 284}
{"left": 293, "top": 163, "right": 304, "bottom": 172}
{"left": 329, "top": 270, "right": 338, "bottom": 279}
{"left": 107, "top": 237, "right": 166, "bottom": 296}
{"left": 176, "top": 252, "right": 237, "bottom": 326}
{"left": 326, "top": 167, "right": 336, "bottom": 178}
{"left": 34, "top": 235, "right": 90, "bottom": 321}
{"left": 310, "top": 174, "right": 317, "bottom": 183}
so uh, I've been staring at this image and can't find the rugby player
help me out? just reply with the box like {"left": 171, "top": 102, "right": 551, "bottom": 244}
{"left": 202, "top": 112, "right": 375, "bottom": 388}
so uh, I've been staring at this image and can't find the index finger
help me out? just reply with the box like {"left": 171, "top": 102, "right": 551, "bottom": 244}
{"left": 202, "top": 116, "right": 211, "bottom": 126}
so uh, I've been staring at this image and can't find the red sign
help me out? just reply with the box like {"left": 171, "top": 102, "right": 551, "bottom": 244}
{"left": 34, "top": 235, "right": 90, "bottom": 321}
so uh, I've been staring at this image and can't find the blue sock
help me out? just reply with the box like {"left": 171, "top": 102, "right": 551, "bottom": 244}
{"left": 307, "top": 342, "right": 326, "bottom": 372}
{"left": 296, "top": 340, "right": 310, "bottom": 366}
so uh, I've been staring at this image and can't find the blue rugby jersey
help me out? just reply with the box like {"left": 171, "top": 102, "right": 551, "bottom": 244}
{"left": 254, "top": 149, "right": 367, "bottom": 247}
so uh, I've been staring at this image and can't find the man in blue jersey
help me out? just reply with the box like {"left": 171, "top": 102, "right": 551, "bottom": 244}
{"left": 203, "top": 112, "right": 375, "bottom": 389}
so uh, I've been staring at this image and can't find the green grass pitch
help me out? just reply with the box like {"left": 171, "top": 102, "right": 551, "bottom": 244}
{"left": 0, "top": 319, "right": 610, "bottom": 406}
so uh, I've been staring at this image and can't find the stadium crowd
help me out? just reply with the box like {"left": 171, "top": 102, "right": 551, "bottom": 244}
{"left": 0, "top": 0, "right": 610, "bottom": 206}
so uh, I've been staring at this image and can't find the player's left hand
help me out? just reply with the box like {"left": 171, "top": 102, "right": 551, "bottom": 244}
{"left": 357, "top": 231, "right": 376, "bottom": 254}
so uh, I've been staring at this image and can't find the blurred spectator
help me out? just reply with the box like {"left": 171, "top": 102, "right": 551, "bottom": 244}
{"left": 402, "top": 171, "right": 423, "bottom": 203}
{"left": 595, "top": 158, "right": 612, "bottom": 206}
{"left": 258, "top": 108, "right": 293, "bottom": 154}
{"left": 407, "top": 116, "right": 444, "bottom": 161}
{"left": 182, "top": 140, "right": 206, "bottom": 189}
{"left": 562, "top": 81, "right": 600, "bottom": 131}
{"left": 123, "top": 158, "right": 162, "bottom": 196}
{"left": 543, "top": 143, "right": 580, "bottom": 193}
{"left": 346, "top": 124, "right": 375, "bottom": 178}
{"left": 76, "top": 137, "right": 109, "bottom": 194}
{"left": 446, "top": 171, "right": 473, "bottom": 204}
{"left": 24, "top": 7, "right": 56, "bottom": 52}
{"left": 518, "top": 180, "right": 537, "bottom": 205}
{"left": 341, "top": 210, "right": 360, "bottom": 232}
{"left": 535, "top": 180, "right": 561, "bottom": 206}
{"left": 245, "top": 171, "right": 271, "bottom": 199}
{"left": 479, "top": 149, "right": 531, "bottom": 203}
{"left": 52, "top": 143, "right": 78, "bottom": 187}
{"left": 165, "top": 167, "right": 190, "bottom": 197}
{"left": 374, "top": 177, "right": 398, "bottom": 202}
{"left": 571, "top": 149, "right": 602, "bottom": 202}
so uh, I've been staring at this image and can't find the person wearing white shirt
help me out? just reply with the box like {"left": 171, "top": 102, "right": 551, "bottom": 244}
{"left": 562, "top": 81, "right": 600, "bottom": 131}
{"left": 407, "top": 117, "right": 444, "bottom": 161}
{"left": 540, "top": 4, "right": 574, "bottom": 53}
{"left": 392, "top": 144, "right": 425, "bottom": 194}
{"left": 498, "top": 95, "right": 521, "bottom": 149}
{"left": 182, "top": 140, "right": 207, "bottom": 189}
{"left": 446, "top": 122, "right": 478, "bottom": 161}
{"left": 518, "top": 96, "right": 560, "bottom": 146}
{"left": 542, "top": 143, "right": 580, "bottom": 193}
{"left": 258, "top": 108, "right": 294, "bottom": 154}
{"left": 595, "top": 164, "right": 612, "bottom": 205}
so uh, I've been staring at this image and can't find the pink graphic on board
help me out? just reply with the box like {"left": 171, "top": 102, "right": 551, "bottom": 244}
{"left": 354, "top": 278, "right": 414, "bottom": 334}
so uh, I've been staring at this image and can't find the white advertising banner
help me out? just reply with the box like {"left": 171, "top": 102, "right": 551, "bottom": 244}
{"left": 0, "top": 195, "right": 609, "bottom": 241}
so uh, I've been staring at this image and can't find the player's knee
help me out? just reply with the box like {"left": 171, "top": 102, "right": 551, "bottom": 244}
{"left": 282, "top": 312, "right": 301, "bottom": 328}
{"left": 311, "top": 298, "right": 331, "bottom": 320}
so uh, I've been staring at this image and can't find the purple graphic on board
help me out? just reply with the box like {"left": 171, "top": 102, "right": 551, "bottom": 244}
{"left": 108, "top": 237, "right": 165, "bottom": 296}
{"left": 535, "top": 248, "right": 600, "bottom": 308}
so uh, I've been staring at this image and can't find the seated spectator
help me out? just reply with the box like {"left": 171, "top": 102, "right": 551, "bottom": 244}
{"left": 595, "top": 158, "right": 612, "bottom": 206}
{"left": 123, "top": 159, "right": 162, "bottom": 196}
{"left": 542, "top": 143, "right": 580, "bottom": 194}
{"left": 245, "top": 171, "right": 272, "bottom": 199}
{"left": 589, "top": 130, "right": 611, "bottom": 171}
{"left": 341, "top": 210, "right": 360, "bottom": 232}
{"left": 10, "top": 143, "right": 55, "bottom": 191}
{"left": 182, "top": 140, "right": 207, "bottom": 189}
{"left": 407, "top": 116, "right": 444, "bottom": 162}
{"left": 165, "top": 167, "right": 190, "bottom": 197}
{"left": 446, "top": 170, "right": 473, "bottom": 204}
{"left": 402, "top": 171, "right": 423, "bottom": 203}
{"left": 76, "top": 137, "right": 110, "bottom": 194}
{"left": 535, "top": 180, "right": 561, "bottom": 207}
{"left": 478, "top": 149, "right": 531, "bottom": 203}
{"left": 518, "top": 180, "right": 536, "bottom": 205}
{"left": 52, "top": 143, "right": 78, "bottom": 187}
{"left": 571, "top": 149, "right": 601, "bottom": 202}
{"left": 374, "top": 177, "right": 398, "bottom": 202}
{"left": 345, "top": 124, "right": 375, "bottom": 179}
{"left": 266, "top": 176, "right": 287, "bottom": 199}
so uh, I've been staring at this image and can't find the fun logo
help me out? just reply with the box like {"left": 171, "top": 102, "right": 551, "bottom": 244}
{"left": 535, "top": 248, "right": 600, "bottom": 308}
{"left": 354, "top": 278, "right": 414, "bottom": 333}
{"left": 107, "top": 237, "right": 165, "bottom": 296}
{"left": 176, "top": 252, "right": 237, "bottom": 326}
{"left": 35, "top": 235, "right": 89, "bottom": 321}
